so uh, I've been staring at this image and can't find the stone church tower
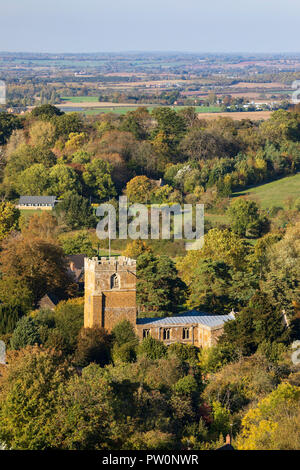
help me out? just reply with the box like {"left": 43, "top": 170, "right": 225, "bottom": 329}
{"left": 84, "top": 256, "right": 137, "bottom": 331}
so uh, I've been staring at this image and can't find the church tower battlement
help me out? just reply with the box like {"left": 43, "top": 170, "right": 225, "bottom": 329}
{"left": 84, "top": 256, "right": 137, "bottom": 331}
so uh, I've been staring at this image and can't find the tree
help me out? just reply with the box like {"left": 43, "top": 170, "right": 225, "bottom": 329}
{"left": 221, "top": 292, "right": 289, "bottom": 356}
{"left": 227, "top": 198, "right": 269, "bottom": 238}
{"left": 82, "top": 159, "right": 116, "bottom": 201}
{"left": 29, "top": 120, "right": 56, "bottom": 149}
{"left": 21, "top": 212, "right": 59, "bottom": 243}
{"left": 111, "top": 320, "right": 138, "bottom": 364}
{"left": 120, "top": 107, "right": 150, "bottom": 140}
{"left": 137, "top": 336, "right": 167, "bottom": 360}
{"left": 10, "top": 316, "right": 41, "bottom": 350}
{"left": 122, "top": 240, "right": 152, "bottom": 259}
{"left": 185, "top": 258, "right": 233, "bottom": 313}
{"left": 0, "top": 112, "right": 22, "bottom": 145}
{"left": 125, "top": 175, "right": 156, "bottom": 203}
{"left": 137, "top": 252, "right": 186, "bottom": 315}
{"left": 261, "top": 222, "right": 300, "bottom": 317}
{"left": 60, "top": 231, "right": 95, "bottom": 257}
{"left": 75, "top": 327, "right": 111, "bottom": 367}
{"left": 0, "top": 235, "right": 74, "bottom": 304}
{"left": 16, "top": 163, "right": 50, "bottom": 195}
{"left": 55, "top": 193, "right": 96, "bottom": 230}
{"left": 31, "top": 104, "right": 63, "bottom": 119}
{"left": 50, "top": 366, "right": 114, "bottom": 449}
{"left": 0, "top": 346, "right": 70, "bottom": 449}
{"left": 48, "top": 164, "right": 80, "bottom": 197}
{"left": 176, "top": 229, "right": 251, "bottom": 287}
{"left": 53, "top": 298, "right": 84, "bottom": 354}
{"left": 236, "top": 383, "right": 300, "bottom": 450}
{"left": 4, "top": 144, "right": 56, "bottom": 189}
{"left": 52, "top": 113, "right": 83, "bottom": 140}
{"left": 0, "top": 201, "right": 20, "bottom": 241}
{"left": 151, "top": 107, "right": 186, "bottom": 148}
{"left": 260, "top": 109, "right": 300, "bottom": 144}
{"left": 180, "top": 128, "right": 235, "bottom": 161}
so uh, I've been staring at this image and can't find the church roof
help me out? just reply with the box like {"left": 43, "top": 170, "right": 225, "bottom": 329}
{"left": 136, "top": 310, "right": 235, "bottom": 329}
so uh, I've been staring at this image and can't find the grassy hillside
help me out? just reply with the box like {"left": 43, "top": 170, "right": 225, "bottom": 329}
{"left": 232, "top": 173, "right": 300, "bottom": 210}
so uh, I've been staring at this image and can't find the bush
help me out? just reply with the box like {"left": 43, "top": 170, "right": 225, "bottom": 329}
{"left": 75, "top": 327, "right": 112, "bottom": 367}
{"left": 54, "top": 299, "right": 84, "bottom": 354}
{"left": 10, "top": 316, "right": 40, "bottom": 350}
{"left": 173, "top": 375, "right": 198, "bottom": 395}
{"left": 137, "top": 336, "right": 167, "bottom": 360}
{"left": 168, "top": 343, "right": 199, "bottom": 364}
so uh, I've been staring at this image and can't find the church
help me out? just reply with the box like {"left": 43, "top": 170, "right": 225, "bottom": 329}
{"left": 84, "top": 256, "right": 235, "bottom": 348}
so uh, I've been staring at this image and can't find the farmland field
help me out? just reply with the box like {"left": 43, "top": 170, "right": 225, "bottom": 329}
{"left": 82, "top": 105, "right": 222, "bottom": 115}
{"left": 232, "top": 173, "right": 300, "bottom": 209}
{"left": 61, "top": 96, "right": 99, "bottom": 103}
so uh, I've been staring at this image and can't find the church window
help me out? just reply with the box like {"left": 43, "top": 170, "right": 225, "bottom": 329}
{"left": 143, "top": 329, "right": 150, "bottom": 338}
{"left": 111, "top": 273, "right": 120, "bottom": 289}
{"left": 163, "top": 328, "right": 171, "bottom": 340}
{"left": 182, "top": 327, "right": 189, "bottom": 339}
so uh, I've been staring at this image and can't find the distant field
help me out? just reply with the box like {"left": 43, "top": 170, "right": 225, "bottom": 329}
{"left": 231, "top": 82, "right": 288, "bottom": 89}
{"left": 198, "top": 110, "right": 272, "bottom": 121}
{"left": 232, "top": 173, "right": 300, "bottom": 209}
{"left": 61, "top": 96, "right": 99, "bottom": 103}
{"left": 83, "top": 105, "right": 222, "bottom": 115}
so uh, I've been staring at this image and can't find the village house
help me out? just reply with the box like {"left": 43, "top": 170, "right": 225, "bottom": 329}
{"left": 17, "top": 195, "right": 57, "bottom": 210}
{"left": 84, "top": 256, "right": 235, "bottom": 347}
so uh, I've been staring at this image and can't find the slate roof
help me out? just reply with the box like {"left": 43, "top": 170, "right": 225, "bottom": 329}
{"left": 136, "top": 310, "right": 235, "bottom": 329}
{"left": 18, "top": 196, "right": 57, "bottom": 206}
{"left": 38, "top": 293, "right": 60, "bottom": 310}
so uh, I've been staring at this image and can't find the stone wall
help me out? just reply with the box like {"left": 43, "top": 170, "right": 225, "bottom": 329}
{"left": 136, "top": 323, "right": 225, "bottom": 348}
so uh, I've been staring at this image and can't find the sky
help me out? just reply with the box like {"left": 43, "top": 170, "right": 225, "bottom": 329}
{"left": 0, "top": 0, "right": 299, "bottom": 53}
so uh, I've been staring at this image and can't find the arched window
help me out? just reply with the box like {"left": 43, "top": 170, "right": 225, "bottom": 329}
{"left": 111, "top": 273, "right": 120, "bottom": 289}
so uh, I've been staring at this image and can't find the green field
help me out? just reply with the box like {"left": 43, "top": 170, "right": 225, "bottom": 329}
{"left": 84, "top": 105, "right": 222, "bottom": 115}
{"left": 232, "top": 173, "right": 300, "bottom": 209}
{"left": 61, "top": 96, "right": 99, "bottom": 103}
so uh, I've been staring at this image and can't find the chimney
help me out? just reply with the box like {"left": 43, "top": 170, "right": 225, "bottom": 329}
{"left": 225, "top": 434, "right": 231, "bottom": 445}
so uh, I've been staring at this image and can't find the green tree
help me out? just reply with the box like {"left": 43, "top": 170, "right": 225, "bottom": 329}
{"left": 137, "top": 336, "right": 167, "bottom": 360}
{"left": 137, "top": 252, "right": 186, "bottom": 315}
{"left": 0, "top": 112, "right": 22, "bottom": 145}
{"left": 60, "top": 231, "right": 95, "bottom": 257}
{"left": 185, "top": 258, "right": 233, "bottom": 313}
{"left": 10, "top": 316, "right": 41, "bottom": 350}
{"left": 0, "top": 346, "right": 71, "bottom": 449}
{"left": 53, "top": 299, "right": 84, "bottom": 354}
{"left": 0, "top": 201, "right": 20, "bottom": 241}
{"left": 31, "top": 104, "right": 63, "bottom": 119}
{"left": 221, "top": 292, "right": 289, "bottom": 356}
{"left": 75, "top": 326, "right": 111, "bottom": 367}
{"left": 83, "top": 159, "right": 116, "bottom": 201}
{"left": 16, "top": 163, "right": 50, "bottom": 195}
{"left": 111, "top": 320, "right": 138, "bottom": 364}
{"left": 55, "top": 193, "right": 96, "bottom": 230}
{"left": 228, "top": 198, "right": 269, "bottom": 238}
{"left": 48, "top": 164, "right": 80, "bottom": 197}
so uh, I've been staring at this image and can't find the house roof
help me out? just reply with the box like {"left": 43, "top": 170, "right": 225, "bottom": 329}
{"left": 38, "top": 293, "right": 59, "bottom": 309}
{"left": 136, "top": 310, "right": 235, "bottom": 329}
{"left": 18, "top": 196, "right": 57, "bottom": 205}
